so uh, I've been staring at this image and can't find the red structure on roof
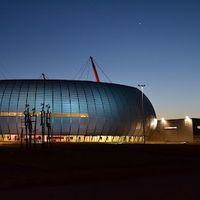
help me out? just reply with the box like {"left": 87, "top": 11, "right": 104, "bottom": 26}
{"left": 90, "top": 56, "right": 100, "bottom": 82}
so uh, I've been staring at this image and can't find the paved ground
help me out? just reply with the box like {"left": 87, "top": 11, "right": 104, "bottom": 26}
{"left": 1, "top": 173, "right": 200, "bottom": 200}
{"left": 0, "top": 143, "right": 200, "bottom": 199}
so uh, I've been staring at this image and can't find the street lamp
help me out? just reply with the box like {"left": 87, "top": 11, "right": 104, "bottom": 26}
{"left": 138, "top": 84, "right": 146, "bottom": 144}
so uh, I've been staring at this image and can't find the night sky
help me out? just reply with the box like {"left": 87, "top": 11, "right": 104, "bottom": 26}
{"left": 0, "top": 0, "right": 200, "bottom": 119}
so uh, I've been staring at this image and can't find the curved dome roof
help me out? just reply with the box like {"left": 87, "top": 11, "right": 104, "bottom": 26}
{"left": 0, "top": 79, "right": 156, "bottom": 137}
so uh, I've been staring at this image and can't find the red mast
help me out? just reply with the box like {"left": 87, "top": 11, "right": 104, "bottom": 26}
{"left": 90, "top": 56, "right": 100, "bottom": 82}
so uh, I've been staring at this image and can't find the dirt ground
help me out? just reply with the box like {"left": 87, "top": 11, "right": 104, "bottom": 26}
{"left": 0, "top": 143, "right": 200, "bottom": 199}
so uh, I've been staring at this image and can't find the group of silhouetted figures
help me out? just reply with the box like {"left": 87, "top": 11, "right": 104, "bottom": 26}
{"left": 22, "top": 103, "right": 51, "bottom": 149}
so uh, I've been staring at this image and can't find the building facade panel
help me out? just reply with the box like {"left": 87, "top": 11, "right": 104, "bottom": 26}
{"left": 0, "top": 80, "right": 156, "bottom": 138}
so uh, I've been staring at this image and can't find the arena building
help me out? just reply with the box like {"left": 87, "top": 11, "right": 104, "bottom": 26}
{"left": 0, "top": 79, "right": 157, "bottom": 144}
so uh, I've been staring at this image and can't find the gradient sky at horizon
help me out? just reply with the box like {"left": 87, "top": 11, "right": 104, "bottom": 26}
{"left": 0, "top": 0, "right": 200, "bottom": 119}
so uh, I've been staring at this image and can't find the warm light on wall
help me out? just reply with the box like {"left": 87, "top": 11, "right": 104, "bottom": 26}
{"left": 185, "top": 116, "right": 190, "bottom": 121}
{"left": 161, "top": 117, "right": 166, "bottom": 123}
{"left": 185, "top": 116, "right": 192, "bottom": 126}
{"left": 151, "top": 118, "right": 158, "bottom": 129}
{"left": 164, "top": 126, "right": 177, "bottom": 130}
{"left": 0, "top": 112, "right": 89, "bottom": 118}
{"left": 0, "top": 134, "right": 145, "bottom": 144}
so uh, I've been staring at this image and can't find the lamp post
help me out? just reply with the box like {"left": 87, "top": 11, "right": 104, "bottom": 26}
{"left": 138, "top": 84, "right": 146, "bottom": 144}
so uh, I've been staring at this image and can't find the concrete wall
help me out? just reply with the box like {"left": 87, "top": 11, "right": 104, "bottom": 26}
{"left": 149, "top": 118, "right": 193, "bottom": 143}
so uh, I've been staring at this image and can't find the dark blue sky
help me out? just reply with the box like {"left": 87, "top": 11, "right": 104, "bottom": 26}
{"left": 0, "top": 0, "right": 200, "bottom": 119}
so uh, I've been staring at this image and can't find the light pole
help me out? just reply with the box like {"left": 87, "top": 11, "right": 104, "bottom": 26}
{"left": 138, "top": 84, "right": 146, "bottom": 144}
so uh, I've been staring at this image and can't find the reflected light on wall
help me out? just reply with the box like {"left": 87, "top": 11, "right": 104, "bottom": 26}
{"left": 185, "top": 116, "right": 190, "bottom": 121}
{"left": 185, "top": 116, "right": 192, "bottom": 125}
{"left": 164, "top": 126, "right": 177, "bottom": 130}
{"left": 161, "top": 117, "right": 166, "bottom": 123}
{"left": 151, "top": 118, "right": 158, "bottom": 129}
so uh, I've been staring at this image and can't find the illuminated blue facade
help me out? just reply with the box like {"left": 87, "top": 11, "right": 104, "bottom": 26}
{"left": 0, "top": 80, "right": 156, "bottom": 137}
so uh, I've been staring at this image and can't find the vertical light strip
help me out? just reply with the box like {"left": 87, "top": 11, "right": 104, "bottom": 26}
{"left": 51, "top": 80, "right": 54, "bottom": 135}
{"left": 82, "top": 82, "right": 89, "bottom": 136}
{"left": 108, "top": 85, "right": 121, "bottom": 136}
{"left": 25, "top": 80, "right": 30, "bottom": 108}
{"left": 101, "top": 83, "right": 113, "bottom": 135}
{"left": 75, "top": 81, "right": 81, "bottom": 135}
{"left": 0, "top": 81, "right": 8, "bottom": 135}
{"left": 105, "top": 84, "right": 117, "bottom": 135}
{"left": 68, "top": 82, "right": 72, "bottom": 135}
{"left": 16, "top": 81, "right": 23, "bottom": 135}
{"left": 95, "top": 83, "right": 106, "bottom": 136}
{"left": 89, "top": 82, "right": 98, "bottom": 135}
{"left": 1, "top": 81, "right": 9, "bottom": 132}
{"left": 119, "top": 87, "right": 128, "bottom": 137}
{"left": 126, "top": 89, "right": 136, "bottom": 136}
{"left": 59, "top": 80, "right": 63, "bottom": 135}
{"left": 7, "top": 80, "right": 16, "bottom": 134}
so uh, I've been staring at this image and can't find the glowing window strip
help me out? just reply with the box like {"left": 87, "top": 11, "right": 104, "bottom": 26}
{"left": 0, "top": 112, "right": 88, "bottom": 118}
{"left": 164, "top": 126, "right": 177, "bottom": 130}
